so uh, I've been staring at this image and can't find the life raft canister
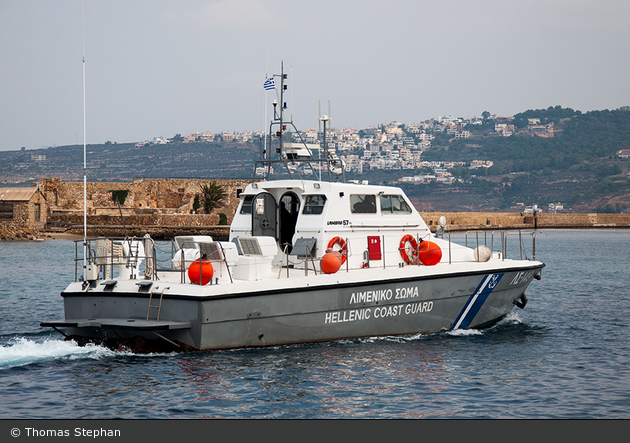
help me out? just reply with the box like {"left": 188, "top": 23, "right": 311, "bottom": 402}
{"left": 188, "top": 256, "right": 214, "bottom": 285}
{"left": 326, "top": 237, "right": 348, "bottom": 264}
{"left": 399, "top": 234, "right": 419, "bottom": 264}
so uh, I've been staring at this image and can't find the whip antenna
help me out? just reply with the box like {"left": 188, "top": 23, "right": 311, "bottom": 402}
{"left": 82, "top": 0, "right": 87, "bottom": 278}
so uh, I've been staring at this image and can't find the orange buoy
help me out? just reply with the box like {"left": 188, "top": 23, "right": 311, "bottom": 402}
{"left": 188, "top": 257, "right": 214, "bottom": 285}
{"left": 418, "top": 241, "right": 442, "bottom": 266}
{"left": 320, "top": 251, "right": 342, "bottom": 274}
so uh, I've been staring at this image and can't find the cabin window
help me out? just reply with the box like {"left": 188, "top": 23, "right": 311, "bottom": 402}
{"left": 239, "top": 195, "right": 254, "bottom": 214}
{"left": 380, "top": 195, "right": 412, "bottom": 214}
{"left": 302, "top": 195, "right": 327, "bottom": 215}
{"left": 350, "top": 195, "right": 377, "bottom": 214}
{"left": 0, "top": 203, "right": 13, "bottom": 219}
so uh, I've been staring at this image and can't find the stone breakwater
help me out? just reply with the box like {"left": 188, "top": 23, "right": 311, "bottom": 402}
{"left": 4, "top": 212, "right": 630, "bottom": 242}
{"left": 65, "top": 225, "right": 230, "bottom": 241}
{"left": 421, "top": 212, "right": 630, "bottom": 232}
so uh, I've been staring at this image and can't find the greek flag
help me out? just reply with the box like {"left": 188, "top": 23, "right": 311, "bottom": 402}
{"left": 263, "top": 77, "right": 275, "bottom": 91}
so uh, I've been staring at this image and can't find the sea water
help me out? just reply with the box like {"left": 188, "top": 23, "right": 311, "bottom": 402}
{"left": 1, "top": 230, "right": 629, "bottom": 419}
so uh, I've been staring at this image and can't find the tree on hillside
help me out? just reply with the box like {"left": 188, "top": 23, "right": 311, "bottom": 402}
{"left": 200, "top": 182, "right": 227, "bottom": 214}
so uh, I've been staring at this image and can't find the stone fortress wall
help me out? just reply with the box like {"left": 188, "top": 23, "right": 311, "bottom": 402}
{"left": 41, "top": 177, "right": 250, "bottom": 228}
{"left": 421, "top": 211, "right": 630, "bottom": 231}
{"left": 25, "top": 178, "right": 630, "bottom": 241}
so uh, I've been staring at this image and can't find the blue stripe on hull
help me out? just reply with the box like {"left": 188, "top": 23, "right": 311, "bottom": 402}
{"left": 451, "top": 273, "right": 504, "bottom": 330}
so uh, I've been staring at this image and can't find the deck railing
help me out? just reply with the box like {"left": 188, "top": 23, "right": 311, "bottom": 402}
{"left": 74, "top": 236, "right": 158, "bottom": 282}
{"left": 462, "top": 229, "right": 537, "bottom": 261}
{"left": 74, "top": 229, "right": 538, "bottom": 284}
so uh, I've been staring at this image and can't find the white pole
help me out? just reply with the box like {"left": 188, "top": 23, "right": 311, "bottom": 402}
{"left": 263, "top": 7, "right": 269, "bottom": 176}
{"left": 82, "top": 1, "right": 87, "bottom": 277}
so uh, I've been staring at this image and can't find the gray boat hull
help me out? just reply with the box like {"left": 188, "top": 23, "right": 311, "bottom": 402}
{"left": 47, "top": 263, "right": 543, "bottom": 351}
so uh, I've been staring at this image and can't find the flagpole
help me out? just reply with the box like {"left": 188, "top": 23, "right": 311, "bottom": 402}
{"left": 263, "top": 75, "right": 277, "bottom": 181}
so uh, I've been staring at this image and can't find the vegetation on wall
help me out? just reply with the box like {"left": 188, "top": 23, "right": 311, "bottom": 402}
{"left": 200, "top": 182, "right": 227, "bottom": 214}
{"left": 110, "top": 190, "right": 130, "bottom": 205}
{"left": 192, "top": 195, "right": 201, "bottom": 214}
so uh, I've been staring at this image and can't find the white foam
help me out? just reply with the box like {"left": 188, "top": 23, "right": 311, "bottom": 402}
{"left": 446, "top": 312, "right": 524, "bottom": 336}
{"left": 0, "top": 338, "right": 116, "bottom": 369}
{"left": 446, "top": 328, "right": 484, "bottom": 337}
{"left": 496, "top": 311, "right": 523, "bottom": 326}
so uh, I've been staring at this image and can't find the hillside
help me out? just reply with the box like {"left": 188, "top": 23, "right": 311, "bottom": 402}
{"left": 423, "top": 107, "right": 630, "bottom": 172}
{"left": 2, "top": 106, "right": 630, "bottom": 213}
{"left": 0, "top": 141, "right": 259, "bottom": 183}
{"left": 410, "top": 107, "right": 630, "bottom": 212}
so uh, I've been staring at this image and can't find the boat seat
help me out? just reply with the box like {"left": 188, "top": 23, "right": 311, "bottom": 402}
{"left": 95, "top": 238, "right": 124, "bottom": 279}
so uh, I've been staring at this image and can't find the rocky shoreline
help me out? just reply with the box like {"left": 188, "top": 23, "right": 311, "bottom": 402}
{"left": 0, "top": 226, "right": 50, "bottom": 241}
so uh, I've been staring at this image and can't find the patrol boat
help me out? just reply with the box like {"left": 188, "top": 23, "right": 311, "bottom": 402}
{"left": 41, "top": 65, "right": 544, "bottom": 352}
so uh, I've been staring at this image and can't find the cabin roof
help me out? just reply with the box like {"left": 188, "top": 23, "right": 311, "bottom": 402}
{"left": 245, "top": 180, "right": 406, "bottom": 196}
{"left": 0, "top": 187, "right": 39, "bottom": 202}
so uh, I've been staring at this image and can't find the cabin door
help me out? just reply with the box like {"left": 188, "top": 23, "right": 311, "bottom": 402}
{"left": 252, "top": 192, "right": 277, "bottom": 238}
{"left": 279, "top": 192, "right": 300, "bottom": 253}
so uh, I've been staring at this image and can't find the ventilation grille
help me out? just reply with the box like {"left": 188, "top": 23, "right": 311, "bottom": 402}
{"left": 238, "top": 238, "right": 263, "bottom": 256}
{"left": 199, "top": 242, "right": 224, "bottom": 261}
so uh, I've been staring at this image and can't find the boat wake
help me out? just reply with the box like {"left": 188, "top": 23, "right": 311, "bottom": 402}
{"left": 0, "top": 337, "right": 119, "bottom": 370}
{"left": 496, "top": 310, "right": 525, "bottom": 326}
{"left": 446, "top": 311, "right": 525, "bottom": 336}
{"left": 341, "top": 311, "right": 528, "bottom": 345}
{"left": 446, "top": 328, "right": 484, "bottom": 337}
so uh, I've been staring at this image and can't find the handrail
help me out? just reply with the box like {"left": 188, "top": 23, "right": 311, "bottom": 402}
{"left": 503, "top": 230, "right": 536, "bottom": 261}
{"left": 73, "top": 236, "right": 156, "bottom": 282}
{"left": 463, "top": 229, "right": 536, "bottom": 261}
{"left": 177, "top": 240, "right": 233, "bottom": 284}
{"left": 73, "top": 228, "right": 538, "bottom": 285}
{"left": 278, "top": 244, "right": 291, "bottom": 279}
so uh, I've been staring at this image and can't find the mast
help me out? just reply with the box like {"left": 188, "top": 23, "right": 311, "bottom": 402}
{"left": 278, "top": 61, "right": 286, "bottom": 161}
{"left": 268, "top": 62, "right": 289, "bottom": 181}
{"left": 256, "top": 62, "right": 339, "bottom": 184}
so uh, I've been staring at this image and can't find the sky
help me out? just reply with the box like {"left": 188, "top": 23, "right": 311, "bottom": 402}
{"left": 1, "top": 0, "right": 629, "bottom": 151}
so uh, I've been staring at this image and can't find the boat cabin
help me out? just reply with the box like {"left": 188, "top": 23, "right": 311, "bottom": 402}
{"left": 229, "top": 179, "right": 433, "bottom": 270}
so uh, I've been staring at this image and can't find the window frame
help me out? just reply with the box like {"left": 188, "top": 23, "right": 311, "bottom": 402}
{"left": 350, "top": 194, "right": 377, "bottom": 214}
{"left": 239, "top": 195, "right": 254, "bottom": 214}
{"left": 302, "top": 195, "right": 327, "bottom": 215}
{"left": 379, "top": 194, "right": 412, "bottom": 214}
{"left": 0, "top": 203, "right": 13, "bottom": 219}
